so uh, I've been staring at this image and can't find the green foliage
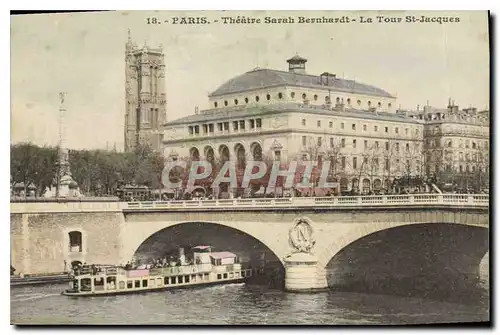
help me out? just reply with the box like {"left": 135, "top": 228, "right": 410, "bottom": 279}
{"left": 10, "top": 142, "right": 165, "bottom": 196}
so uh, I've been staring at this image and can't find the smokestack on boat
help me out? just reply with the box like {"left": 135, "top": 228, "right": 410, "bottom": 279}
{"left": 179, "top": 248, "right": 186, "bottom": 265}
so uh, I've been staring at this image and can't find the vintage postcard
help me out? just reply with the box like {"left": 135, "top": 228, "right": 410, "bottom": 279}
{"left": 10, "top": 10, "right": 490, "bottom": 325}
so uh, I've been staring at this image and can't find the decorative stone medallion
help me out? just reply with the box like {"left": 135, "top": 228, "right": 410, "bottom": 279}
{"left": 289, "top": 217, "right": 316, "bottom": 254}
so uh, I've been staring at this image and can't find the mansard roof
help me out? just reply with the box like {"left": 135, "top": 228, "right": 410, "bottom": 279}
{"left": 209, "top": 68, "right": 395, "bottom": 99}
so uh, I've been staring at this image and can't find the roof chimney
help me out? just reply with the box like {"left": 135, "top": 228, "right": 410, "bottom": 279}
{"left": 286, "top": 54, "right": 307, "bottom": 74}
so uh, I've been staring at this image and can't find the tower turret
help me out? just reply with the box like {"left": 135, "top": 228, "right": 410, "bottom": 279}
{"left": 124, "top": 31, "right": 166, "bottom": 152}
{"left": 286, "top": 54, "right": 307, "bottom": 74}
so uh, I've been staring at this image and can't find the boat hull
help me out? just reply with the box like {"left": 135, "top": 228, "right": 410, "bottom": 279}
{"left": 61, "top": 277, "right": 247, "bottom": 297}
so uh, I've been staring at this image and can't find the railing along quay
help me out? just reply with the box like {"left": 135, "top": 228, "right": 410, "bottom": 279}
{"left": 125, "top": 194, "right": 489, "bottom": 210}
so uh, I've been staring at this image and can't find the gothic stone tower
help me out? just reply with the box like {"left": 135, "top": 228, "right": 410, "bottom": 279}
{"left": 124, "top": 31, "right": 167, "bottom": 152}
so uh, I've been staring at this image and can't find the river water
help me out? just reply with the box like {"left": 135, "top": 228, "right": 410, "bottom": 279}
{"left": 11, "top": 259, "right": 489, "bottom": 325}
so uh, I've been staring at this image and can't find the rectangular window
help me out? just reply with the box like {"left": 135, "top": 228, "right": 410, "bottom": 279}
{"left": 223, "top": 273, "right": 228, "bottom": 279}
{"left": 375, "top": 141, "right": 379, "bottom": 149}
{"left": 385, "top": 126, "right": 388, "bottom": 133}
{"left": 164, "top": 277, "right": 169, "bottom": 285}
{"left": 256, "top": 119, "right": 262, "bottom": 128}
{"left": 250, "top": 119, "right": 255, "bottom": 129}
{"left": 134, "top": 280, "right": 140, "bottom": 288}
{"left": 363, "top": 124, "right": 367, "bottom": 131}
{"left": 317, "top": 120, "right": 321, "bottom": 127}
{"left": 353, "top": 139, "right": 357, "bottom": 148}
{"left": 406, "top": 143, "right": 409, "bottom": 151}
{"left": 330, "top": 138, "right": 334, "bottom": 148}
{"left": 302, "top": 136, "right": 307, "bottom": 146}
{"left": 178, "top": 276, "right": 183, "bottom": 284}
{"left": 241, "top": 271, "right": 246, "bottom": 278}
{"left": 204, "top": 274, "right": 209, "bottom": 281}
{"left": 302, "top": 119, "right": 306, "bottom": 126}
{"left": 329, "top": 121, "right": 333, "bottom": 128}
{"left": 374, "top": 158, "right": 379, "bottom": 170}
{"left": 171, "top": 277, "right": 176, "bottom": 284}
{"left": 341, "top": 123, "right": 345, "bottom": 129}
{"left": 185, "top": 275, "right": 190, "bottom": 283}
{"left": 194, "top": 125, "right": 200, "bottom": 134}
{"left": 385, "top": 159, "right": 390, "bottom": 170}
{"left": 405, "top": 128, "right": 409, "bottom": 135}
{"left": 364, "top": 140, "right": 368, "bottom": 149}
{"left": 217, "top": 123, "right": 223, "bottom": 132}
{"left": 374, "top": 125, "right": 378, "bottom": 132}
{"left": 127, "top": 281, "right": 133, "bottom": 289}
{"left": 395, "top": 127, "right": 399, "bottom": 134}
{"left": 209, "top": 124, "right": 214, "bottom": 133}
{"left": 395, "top": 143, "right": 400, "bottom": 151}
{"left": 239, "top": 120, "right": 245, "bottom": 130}
{"left": 341, "top": 156, "right": 346, "bottom": 169}
{"left": 188, "top": 126, "right": 194, "bottom": 135}
{"left": 341, "top": 139, "right": 345, "bottom": 148}
{"left": 202, "top": 124, "right": 208, "bottom": 134}
{"left": 217, "top": 274, "right": 222, "bottom": 280}
{"left": 353, "top": 157, "right": 357, "bottom": 169}
{"left": 223, "top": 122, "right": 229, "bottom": 131}
{"left": 142, "top": 279, "right": 148, "bottom": 287}
{"left": 233, "top": 121, "right": 239, "bottom": 131}
{"left": 352, "top": 124, "right": 356, "bottom": 130}
{"left": 385, "top": 142, "right": 389, "bottom": 151}
{"left": 317, "top": 137, "right": 322, "bottom": 147}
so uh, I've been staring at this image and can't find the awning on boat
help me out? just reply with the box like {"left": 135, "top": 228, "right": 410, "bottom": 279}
{"left": 192, "top": 245, "right": 212, "bottom": 250}
{"left": 210, "top": 252, "right": 236, "bottom": 259}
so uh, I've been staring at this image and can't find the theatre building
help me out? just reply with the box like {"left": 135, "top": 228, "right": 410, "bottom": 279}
{"left": 162, "top": 55, "right": 425, "bottom": 194}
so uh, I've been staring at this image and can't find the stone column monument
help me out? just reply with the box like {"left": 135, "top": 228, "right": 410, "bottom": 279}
{"left": 49, "top": 93, "right": 80, "bottom": 198}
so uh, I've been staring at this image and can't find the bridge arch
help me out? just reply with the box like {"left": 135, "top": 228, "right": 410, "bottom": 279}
{"left": 317, "top": 221, "right": 489, "bottom": 293}
{"left": 317, "top": 221, "right": 488, "bottom": 269}
{"left": 121, "top": 220, "right": 287, "bottom": 269}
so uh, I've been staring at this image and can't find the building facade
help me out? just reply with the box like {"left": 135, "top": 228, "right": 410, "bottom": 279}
{"left": 406, "top": 101, "right": 490, "bottom": 191}
{"left": 124, "top": 32, "right": 167, "bottom": 152}
{"left": 162, "top": 55, "right": 431, "bottom": 194}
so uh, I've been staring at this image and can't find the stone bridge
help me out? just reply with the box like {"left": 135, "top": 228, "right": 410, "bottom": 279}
{"left": 10, "top": 194, "right": 489, "bottom": 292}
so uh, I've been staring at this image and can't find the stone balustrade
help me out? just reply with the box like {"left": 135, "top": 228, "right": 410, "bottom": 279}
{"left": 125, "top": 194, "right": 489, "bottom": 210}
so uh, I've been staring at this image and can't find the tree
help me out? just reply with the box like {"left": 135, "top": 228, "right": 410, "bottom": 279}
{"left": 11, "top": 143, "right": 45, "bottom": 196}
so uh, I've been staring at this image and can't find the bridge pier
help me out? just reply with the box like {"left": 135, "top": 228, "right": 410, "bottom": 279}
{"left": 283, "top": 253, "right": 328, "bottom": 293}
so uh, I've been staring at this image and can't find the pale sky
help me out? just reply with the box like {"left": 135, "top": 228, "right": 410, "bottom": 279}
{"left": 10, "top": 10, "right": 489, "bottom": 150}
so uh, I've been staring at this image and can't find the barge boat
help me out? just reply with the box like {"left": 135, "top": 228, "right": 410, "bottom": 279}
{"left": 62, "top": 246, "right": 253, "bottom": 297}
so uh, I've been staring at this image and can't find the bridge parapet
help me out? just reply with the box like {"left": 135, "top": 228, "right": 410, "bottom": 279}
{"left": 10, "top": 194, "right": 489, "bottom": 214}
{"left": 10, "top": 201, "right": 123, "bottom": 214}
{"left": 125, "top": 194, "right": 489, "bottom": 211}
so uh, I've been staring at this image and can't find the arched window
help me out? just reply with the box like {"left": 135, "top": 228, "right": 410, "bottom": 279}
{"left": 255, "top": 96, "right": 260, "bottom": 102}
{"left": 266, "top": 94, "right": 271, "bottom": 101}
{"left": 368, "top": 101, "right": 372, "bottom": 107}
{"left": 69, "top": 231, "right": 82, "bottom": 252}
{"left": 245, "top": 97, "right": 249, "bottom": 104}
{"left": 347, "top": 98, "right": 351, "bottom": 105}
{"left": 224, "top": 100, "right": 228, "bottom": 106}
{"left": 291, "top": 92, "right": 295, "bottom": 98}
{"left": 302, "top": 93, "right": 307, "bottom": 99}
{"left": 336, "top": 97, "right": 340, "bottom": 104}
{"left": 377, "top": 102, "right": 382, "bottom": 108}
{"left": 388, "top": 103, "right": 392, "bottom": 108}
{"left": 234, "top": 99, "right": 238, "bottom": 105}
{"left": 314, "top": 94, "right": 318, "bottom": 101}
{"left": 278, "top": 92, "right": 283, "bottom": 99}
{"left": 357, "top": 100, "right": 361, "bottom": 105}
{"left": 214, "top": 102, "right": 218, "bottom": 108}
